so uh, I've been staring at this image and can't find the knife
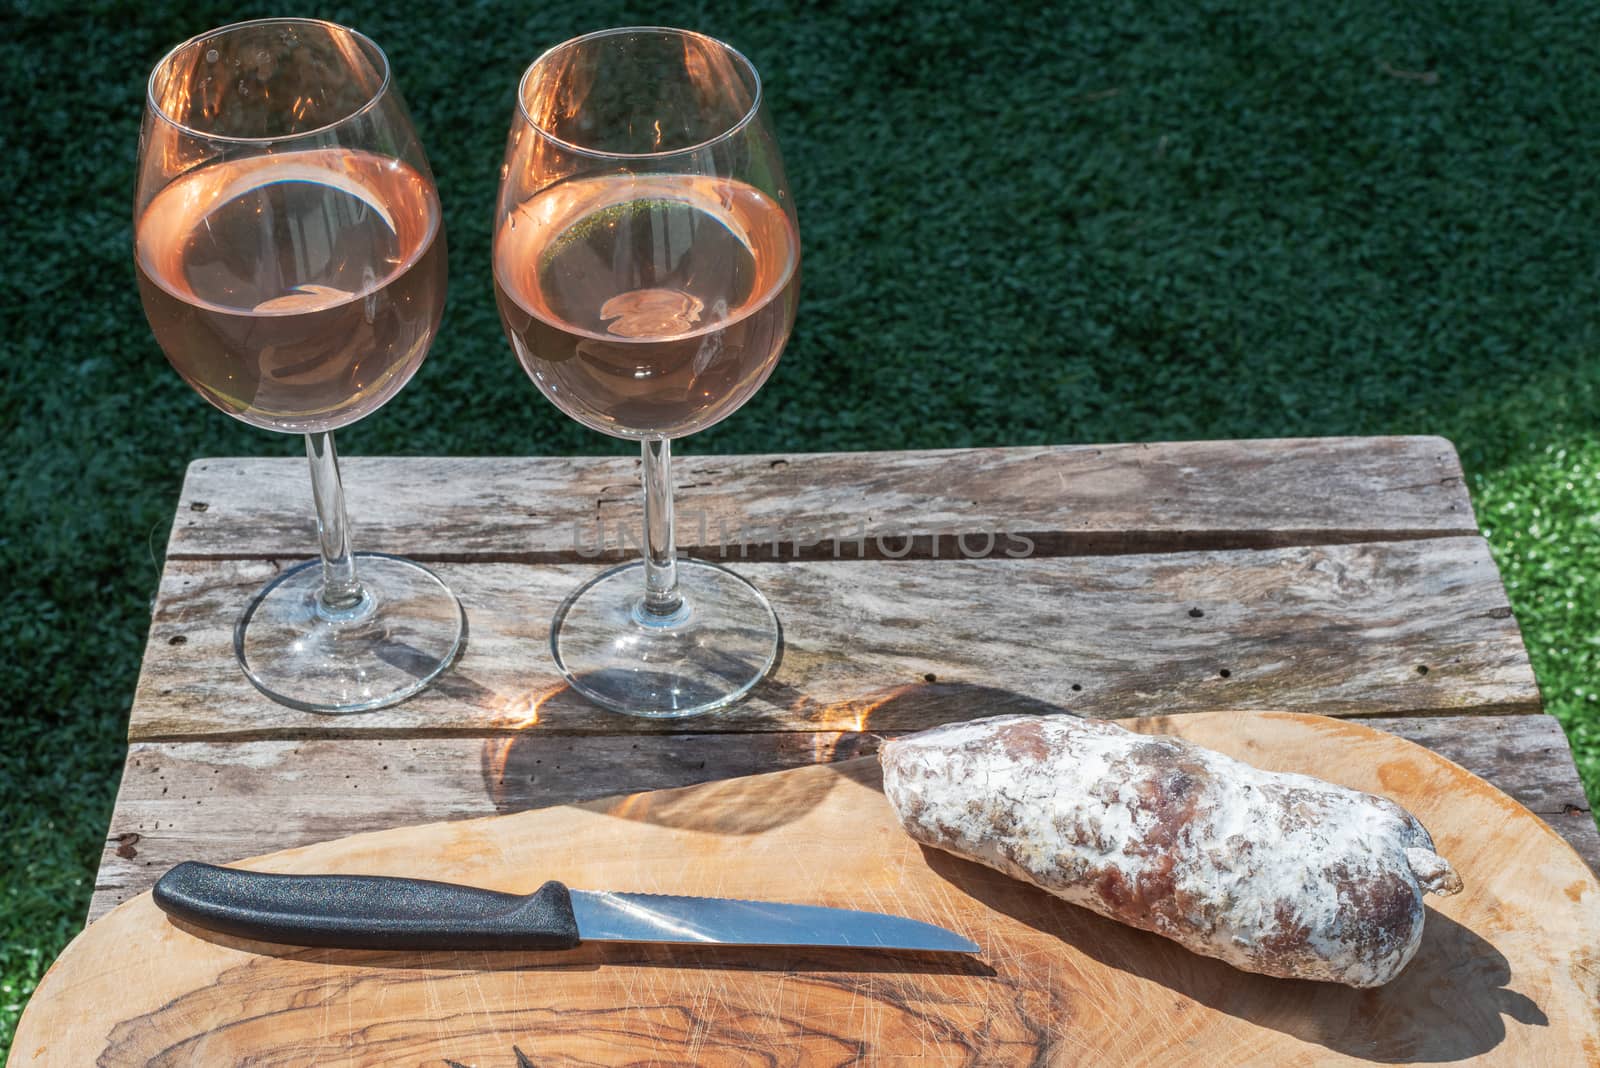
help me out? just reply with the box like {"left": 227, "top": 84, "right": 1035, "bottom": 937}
{"left": 153, "top": 862, "right": 980, "bottom": 955}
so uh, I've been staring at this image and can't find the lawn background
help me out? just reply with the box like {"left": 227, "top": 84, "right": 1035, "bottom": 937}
{"left": 4, "top": 0, "right": 1598, "bottom": 1051}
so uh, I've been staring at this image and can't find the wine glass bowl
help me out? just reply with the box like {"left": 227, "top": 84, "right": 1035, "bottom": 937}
{"left": 494, "top": 170, "right": 798, "bottom": 438}
{"left": 495, "top": 27, "right": 799, "bottom": 717}
{"left": 137, "top": 20, "right": 446, "bottom": 435}
{"left": 495, "top": 29, "right": 798, "bottom": 440}
{"left": 136, "top": 19, "right": 463, "bottom": 713}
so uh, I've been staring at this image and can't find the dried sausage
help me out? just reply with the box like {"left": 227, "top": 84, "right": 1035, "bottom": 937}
{"left": 880, "top": 715, "right": 1462, "bottom": 987}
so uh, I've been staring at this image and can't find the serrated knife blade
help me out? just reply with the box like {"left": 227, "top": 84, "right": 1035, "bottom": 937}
{"left": 568, "top": 889, "right": 979, "bottom": 952}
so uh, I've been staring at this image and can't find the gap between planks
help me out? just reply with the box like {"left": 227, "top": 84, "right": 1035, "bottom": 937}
{"left": 118, "top": 707, "right": 1549, "bottom": 746}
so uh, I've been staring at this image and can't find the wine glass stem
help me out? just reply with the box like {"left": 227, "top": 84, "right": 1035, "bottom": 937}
{"left": 305, "top": 431, "right": 365, "bottom": 612}
{"left": 640, "top": 436, "right": 682, "bottom": 618}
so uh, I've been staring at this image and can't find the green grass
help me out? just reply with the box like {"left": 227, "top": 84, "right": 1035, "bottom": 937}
{"left": 4, "top": 0, "right": 1599, "bottom": 1051}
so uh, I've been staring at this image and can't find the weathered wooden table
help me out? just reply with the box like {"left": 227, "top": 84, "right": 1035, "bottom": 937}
{"left": 91, "top": 436, "right": 1598, "bottom": 922}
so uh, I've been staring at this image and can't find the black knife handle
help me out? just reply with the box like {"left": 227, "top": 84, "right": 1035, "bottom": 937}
{"left": 153, "top": 862, "right": 581, "bottom": 950}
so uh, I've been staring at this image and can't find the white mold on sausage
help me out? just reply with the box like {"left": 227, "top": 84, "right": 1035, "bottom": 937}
{"left": 880, "top": 715, "right": 1462, "bottom": 987}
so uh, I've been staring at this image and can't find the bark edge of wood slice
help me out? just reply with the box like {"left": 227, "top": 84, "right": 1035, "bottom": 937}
{"left": 16, "top": 711, "right": 1600, "bottom": 1067}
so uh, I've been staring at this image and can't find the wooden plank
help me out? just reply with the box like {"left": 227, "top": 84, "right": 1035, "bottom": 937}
{"left": 128, "top": 536, "right": 1535, "bottom": 741}
{"left": 91, "top": 713, "right": 1593, "bottom": 921}
{"left": 165, "top": 437, "right": 1476, "bottom": 561}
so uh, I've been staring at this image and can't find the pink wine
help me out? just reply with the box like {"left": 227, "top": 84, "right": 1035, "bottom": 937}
{"left": 494, "top": 174, "right": 798, "bottom": 438}
{"left": 136, "top": 148, "right": 445, "bottom": 433}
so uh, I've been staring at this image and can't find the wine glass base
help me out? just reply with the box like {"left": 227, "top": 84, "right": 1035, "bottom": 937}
{"left": 551, "top": 559, "right": 780, "bottom": 719}
{"left": 234, "top": 552, "right": 466, "bottom": 714}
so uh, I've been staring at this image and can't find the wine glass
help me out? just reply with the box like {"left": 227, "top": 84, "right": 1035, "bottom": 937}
{"left": 494, "top": 27, "right": 799, "bottom": 717}
{"left": 136, "top": 18, "right": 464, "bottom": 713}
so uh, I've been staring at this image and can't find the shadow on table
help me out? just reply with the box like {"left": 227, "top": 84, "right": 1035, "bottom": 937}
{"left": 921, "top": 846, "right": 1545, "bottom": 1063}
{"left": 528, "top": 682, "right": 1074, "bottom": 836}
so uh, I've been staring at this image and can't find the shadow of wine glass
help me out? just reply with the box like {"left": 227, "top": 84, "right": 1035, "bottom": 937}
{"left": 475, "top": 680, "right": 1078, "bottom": 836}
{"left": 539, "top": 679, "right": 1051, "bottom": 836}
{"left": 750, "top": 678, "right": 1084, "bottom": 734}
{"left": 579, "top": 750, "right": 901, "bottom": 835}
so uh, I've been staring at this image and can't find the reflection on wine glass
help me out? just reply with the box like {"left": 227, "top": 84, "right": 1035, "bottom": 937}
{"left": 136, "top": 18, "right": 464, "bottom": 712}
{"left": 495, "top": 27, "right": 799, "bottom": 717}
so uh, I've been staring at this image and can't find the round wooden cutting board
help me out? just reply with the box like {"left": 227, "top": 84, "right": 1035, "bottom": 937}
{"left": 13, "top": 711, "right": 1600, "bottom": 1065}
